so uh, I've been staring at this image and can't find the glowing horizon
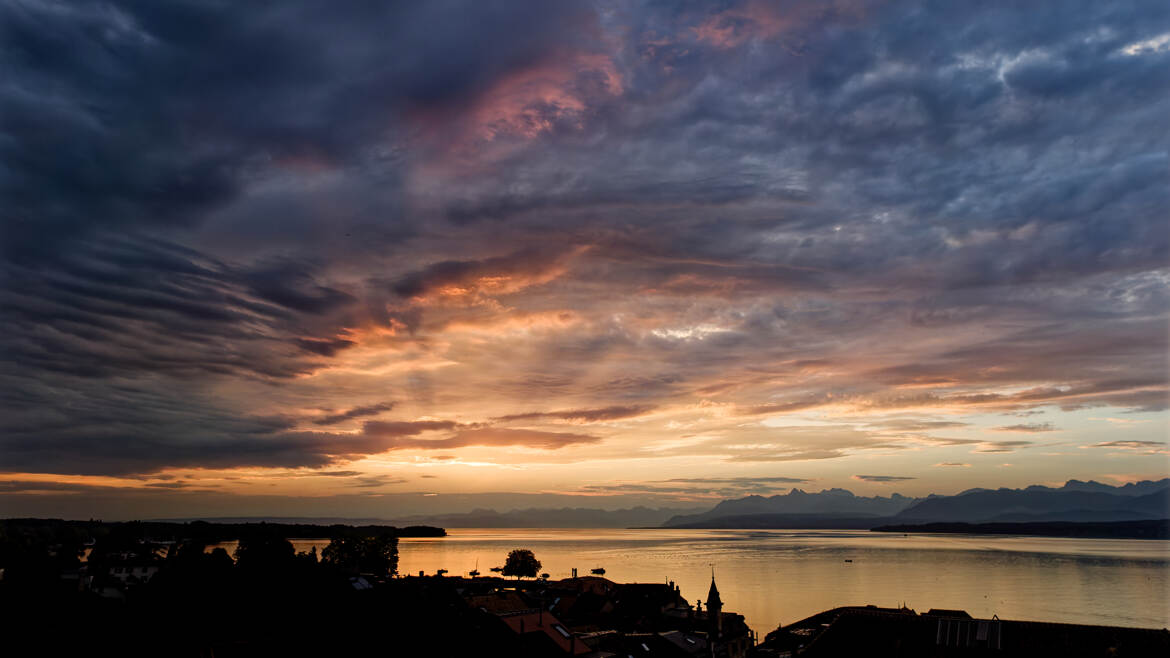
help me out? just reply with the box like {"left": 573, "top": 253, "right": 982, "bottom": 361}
{"left": 2, "top": 1, "right": 1167, "bottom": 519}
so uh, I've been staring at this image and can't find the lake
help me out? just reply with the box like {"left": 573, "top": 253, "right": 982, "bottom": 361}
{"left": 220, "top": 528, "right": 1170, "bottom": 634}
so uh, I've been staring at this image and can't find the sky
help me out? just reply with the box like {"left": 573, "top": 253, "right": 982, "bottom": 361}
{"left": 1, "top": 0, "right": 1168, "bottom": 520}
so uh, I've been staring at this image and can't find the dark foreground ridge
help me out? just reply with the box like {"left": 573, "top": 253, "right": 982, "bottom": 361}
{"left": 872, "top": 519, "right": 1170, "bottom": 540}
{"left": 3, "top": 518, "right": 1166, "bottom": 656}
{"left": 752, "top": 605, "right": 1170, "bottom": 657}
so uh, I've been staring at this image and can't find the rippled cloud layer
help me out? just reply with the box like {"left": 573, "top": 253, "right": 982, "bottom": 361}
{"left": 2, "top": 1, "right": 1167, "bottom": 516}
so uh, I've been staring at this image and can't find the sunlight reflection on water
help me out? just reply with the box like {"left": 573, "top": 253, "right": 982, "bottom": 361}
{"left": 211, "top": 529, "right": 1170, "bottom": 633}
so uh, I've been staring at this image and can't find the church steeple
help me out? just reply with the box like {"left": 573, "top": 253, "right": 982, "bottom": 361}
{"left": 706, "top": 575, "right": 722, "bottom": 610}
{"left": 706, "top": 569, "right": 723, "bottom": 637}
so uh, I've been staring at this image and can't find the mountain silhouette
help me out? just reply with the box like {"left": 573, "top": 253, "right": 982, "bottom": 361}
{"left": 661, "top": 479, "right": 1169, "bottom": 528}
{"left": 664, "top": 488, "right": 921, "bottom": 527}
{"left": 894, "top": 484, "right": 1169, "bottom": 523}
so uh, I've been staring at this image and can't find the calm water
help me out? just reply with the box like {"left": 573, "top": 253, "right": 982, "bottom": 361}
{"left": 214, "top": 529, "right": 1170, "bottom": 633}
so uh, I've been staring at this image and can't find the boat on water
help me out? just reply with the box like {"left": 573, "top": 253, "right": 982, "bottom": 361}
{"left": 490, "top": 566, "right": 504, "bottom": 573}
{"left": 469, "top": 559, "right": 480, "bottom": 578}
{"left": 436, "top": 568, "right": 448, "bottom": 576}
{"left": 591, "top": 567, "right": 606, "bottom": 575}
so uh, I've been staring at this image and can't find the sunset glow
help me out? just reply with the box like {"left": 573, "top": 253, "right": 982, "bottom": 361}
{"left": 2, "top": 0, "right": 1167, "bottom": 520}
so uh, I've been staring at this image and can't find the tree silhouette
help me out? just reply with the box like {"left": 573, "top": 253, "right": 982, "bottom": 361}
{"left": 233, "top": 534, "right": 294, "bottom": 571}
{"left": 321, "top": 535, "right": 397, "bottom": 575}
{"left": 501, "top": 549, "right": 541, "bottom": 579}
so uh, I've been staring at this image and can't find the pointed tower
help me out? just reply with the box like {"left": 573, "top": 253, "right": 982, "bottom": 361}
{"left": 706, "top": 572, "right": 723, "bottom": 637}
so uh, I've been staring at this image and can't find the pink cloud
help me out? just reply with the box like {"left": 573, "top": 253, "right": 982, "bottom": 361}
{"left": 692, "top": 1, "right": 793, "bottom": 49}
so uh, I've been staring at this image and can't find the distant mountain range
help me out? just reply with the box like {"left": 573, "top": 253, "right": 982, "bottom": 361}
{"left": 664, "top": 488, "right": 922, "bottom": 527}
{"left": 390, "top": 506, "right": 707, "bottom": 528}
{"left": 661, "top": 479, "right": 1170, "bottom": 529}
{"left": 892, "top": 480, "right": 1170, "bottom": 523}
{"left": 162, "top": 479, "right": 1169, "bottom": 531}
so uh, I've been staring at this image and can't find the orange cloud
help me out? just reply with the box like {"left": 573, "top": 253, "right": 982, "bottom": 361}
{"left": 391, "top": 246, "right": 588, "bottom": 304}
{"left": 493, "top": 404, "right": 657, "bottom": 424}
{"left": 442, "top": 427, "right": 600, "bottom": 450}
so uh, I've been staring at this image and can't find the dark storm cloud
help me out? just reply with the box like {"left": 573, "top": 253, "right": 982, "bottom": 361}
{"left": 0, "top": 0, "right": 591, "bottom": 246}
{"left": 0, "top": 235, "right": 356, "bottom": 380}
{"left": 2, "top": 0, "right": 1168, "bottom": 480}
{"left": 0, "top": 406, "right": 592, "bottom": 476}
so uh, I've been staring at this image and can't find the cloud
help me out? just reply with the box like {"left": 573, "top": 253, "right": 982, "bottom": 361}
{"left": 493, "top": 405, "right": 656, "bottom": 423}
{"left": 143, "top": 482, "right": 190, "bottom": 489}
{"left": 1088, "top": 440, "right": 1169, "bottom": 454}
{"left": 363, "top": 420, "right": 461, "bottom": 437}
{"left": 1090, "top": 440, "right": 1165, "bottom": 448}
{"left": 1, "top": 0, "right": 1167, "bottom": 491}
{"left": 0, "top": 480, "right": 118, "bottom": 495}
{"left": 0, "top": 236, "right": 363, "bottom": 391}
{"left": 0, "top": 409, "right": 594, "bottom": 476}
{"left": 578, "top": 475, "right": 813, "bottom": 497}
{"left": 437, "top": 428, "right": 599, "bottom": 450}
{"left": 313, "top": 403, "right": 397, "bottom": 426}
{"left": 738, "top": 398, "right": 830, "bottom": 416}
{"left": 852, "top": 475, "right": 917, "bottom": 483}
{"left": 992, "top": 423, "right": 1057, "bottom": 433}
{"left": 389, "top": 247, "right": 581, "bottom": 301}
{"left": 346, "top": 474, "right": 409, "bottom": 489}
{"left": 665, "top": 476, "right": 811, "bottom": 485}
{"left": 868, "top": 420, "right": 971, "bottom": 432}
{"left": 972, "top": 440, "right": 1035, "bottom": 454}
{"left": 934, "top": 462, "right": 971, "bottom": 467}
{"left": 0, "top": 479, "right": 208, "bottom": 494}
